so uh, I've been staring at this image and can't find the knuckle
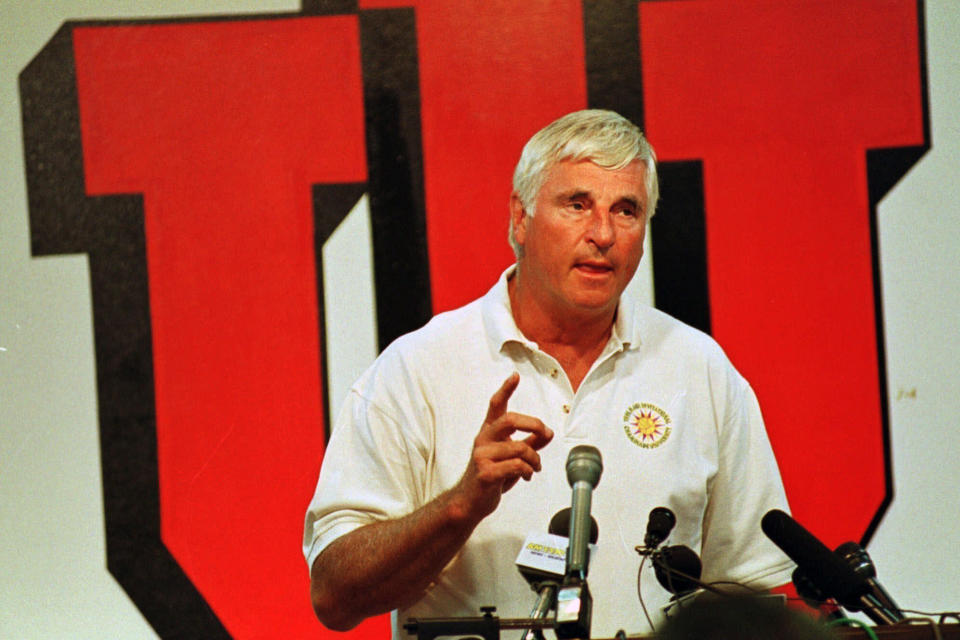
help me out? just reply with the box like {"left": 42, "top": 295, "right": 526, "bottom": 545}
{"left": 514, "top": 440, "right": 532, "bottom": 456}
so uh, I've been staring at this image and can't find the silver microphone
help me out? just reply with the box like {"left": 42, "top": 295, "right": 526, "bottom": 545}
{"left": 564, "top": 445, "right": 603, "bottom": 579}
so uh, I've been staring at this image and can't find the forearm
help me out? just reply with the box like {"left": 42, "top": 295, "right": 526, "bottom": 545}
{"left": 310, "top": 373, "right": 553, "bottom": 631}
{"left": 309, "top": 487, "right": 481, "bottom": 631}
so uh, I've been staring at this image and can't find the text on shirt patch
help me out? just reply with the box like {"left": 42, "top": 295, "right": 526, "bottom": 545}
{"left": 623, "top": 402, "right": 672, "bottom": 449}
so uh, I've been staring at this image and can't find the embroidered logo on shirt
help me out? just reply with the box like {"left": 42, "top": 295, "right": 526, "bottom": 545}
{"left": 623, "top": 402, "right": 672, "bottom": 449}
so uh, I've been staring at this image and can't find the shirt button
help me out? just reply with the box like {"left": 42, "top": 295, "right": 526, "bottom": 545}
{"left": 562, "top": 404, "right": 570, "bottom": 414}
{"left": 550, "top": 369, "right": 559, "bottom": 378}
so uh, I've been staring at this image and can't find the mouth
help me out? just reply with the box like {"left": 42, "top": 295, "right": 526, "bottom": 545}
{"left": 574, "top": 261, "right": 614, "bottom": 275}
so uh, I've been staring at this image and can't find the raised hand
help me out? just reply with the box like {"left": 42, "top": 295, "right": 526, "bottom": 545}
{"left": 449, "top": 372, "right": 554, "bottom": 523}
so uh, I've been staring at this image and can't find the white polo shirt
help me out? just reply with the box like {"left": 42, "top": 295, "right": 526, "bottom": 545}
{"left": 303, "top": 267, "right": 793, "bottom": 638}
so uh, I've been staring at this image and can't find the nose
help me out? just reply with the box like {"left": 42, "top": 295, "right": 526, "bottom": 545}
{"left": 586, "top": 209, "right": 615, "bottom": 249}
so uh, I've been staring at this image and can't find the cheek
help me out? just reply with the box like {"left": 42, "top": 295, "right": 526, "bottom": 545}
{"left": 620, "top": 229, "right": 645, "bottom": 261}
{"left": 531, "top": 220, "right": 574, "bottom": 256}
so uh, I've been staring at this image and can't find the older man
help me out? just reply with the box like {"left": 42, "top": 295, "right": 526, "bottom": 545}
{"left": 303, "top": 110, "right": 793, "bottom": 638}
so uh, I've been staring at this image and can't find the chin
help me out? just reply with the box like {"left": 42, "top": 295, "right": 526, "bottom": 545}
{"left": 568, "top": 294, "right": 619, "bottom": 312}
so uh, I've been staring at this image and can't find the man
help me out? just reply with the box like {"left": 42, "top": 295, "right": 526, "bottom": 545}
{"left": 303, "top": 110, "right": 793, "bottom": 637}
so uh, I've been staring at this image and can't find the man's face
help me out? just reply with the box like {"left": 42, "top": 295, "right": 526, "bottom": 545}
{"left": 512, "top": 158, "right": 648, "bottom": 319}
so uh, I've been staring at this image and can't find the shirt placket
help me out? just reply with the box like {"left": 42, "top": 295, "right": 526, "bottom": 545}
{"left": 563, "top": 339, "right": 626, "bottom": 441}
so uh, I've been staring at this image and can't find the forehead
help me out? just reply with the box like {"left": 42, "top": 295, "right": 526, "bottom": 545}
{"left": 539, "top": 159, "right": 647, "bottom": 201}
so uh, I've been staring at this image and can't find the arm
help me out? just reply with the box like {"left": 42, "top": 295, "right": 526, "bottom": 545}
{"left": 309, "top": 372, "right": 553, "bottom": 631}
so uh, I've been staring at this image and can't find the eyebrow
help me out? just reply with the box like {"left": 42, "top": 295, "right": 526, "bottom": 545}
{"left": 554, "top": 189, "right": 591, "bottom": 204}
{"left": 555, "top": 189, "right": 645, "bottom": 211}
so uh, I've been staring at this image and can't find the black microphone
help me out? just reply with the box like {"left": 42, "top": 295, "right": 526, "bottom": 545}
{"left": 653, "top": 545, "right": 702, "bottom": 596}
{"left": 834, "top": 541, "right": 904, "bottom": 622}
{"left": 564, "top": 445, "right": 602, "bottom": 579}
{"left": 761, "top": 510, "right": 900, "bottom": 625}
{"left": 549, "top": 507, "right": 599, "bottom": 543}
{"left": 792, "top": 566, "right": 845, "bottom": 621}
{"left": 556, "top": 445, "right": 602, "bottom": 640}
{"left": 644, "top": 507, "right": 676, "bottom": 550}
{"left": 792, "top": 565, "right": 830, "bottom": 606}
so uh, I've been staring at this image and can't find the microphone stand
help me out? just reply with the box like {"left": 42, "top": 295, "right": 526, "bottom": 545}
{"left": 520, "top": 581, "right": 558, "bottom": 640}
{"left": 556, "top": 576, "right": 592, "bottom": 639}
{"left": 405, "top": 608, "right": 557, "bottom": 640}
{"left": 853, "top": 593, "right": 903, "bottom": 626}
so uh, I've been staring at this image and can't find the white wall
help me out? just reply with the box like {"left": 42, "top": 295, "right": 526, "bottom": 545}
{"left": 869, "top": 0, "right": 960, "bottom": 612}
{"left": 1, "top": 1, "right": 957, "bottom": 636}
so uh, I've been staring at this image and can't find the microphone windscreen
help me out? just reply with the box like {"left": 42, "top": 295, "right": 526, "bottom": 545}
{"left": 645, "top": 506, "right": 676, "bottom": 548}
{"left": 653, "top": 545, "right": 702, "bottom": 595}
{"left": 566, "top": 445, "right": 602, "bottom": 487}
{"left": 549, "top": 507, "right": 599, "bottom": 543}
{"left": 761, "top": 510, "right": 864, "bottom": 604}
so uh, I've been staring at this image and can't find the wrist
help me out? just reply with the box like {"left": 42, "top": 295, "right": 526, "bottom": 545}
{"left": 438, "top": 483, "right": 485, "bottom": 530}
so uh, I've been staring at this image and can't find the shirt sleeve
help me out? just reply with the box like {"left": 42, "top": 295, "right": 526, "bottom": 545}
{"left": 302, "top": 377, "right": 431, "bottom": 572}
{"left": 699, "top": 375, "right": 795, "bottom": 589}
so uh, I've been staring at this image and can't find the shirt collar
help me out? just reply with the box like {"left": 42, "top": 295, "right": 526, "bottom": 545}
{"left": 481, "top": 265, "right": 536, "bottom": 353}
{"left": 613, "top": 288, "right": 642, "bottom": 351}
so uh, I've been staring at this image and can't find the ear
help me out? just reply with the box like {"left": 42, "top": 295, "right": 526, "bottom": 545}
{"left": 510, "top": 193, "right": 529, "bottom": 247}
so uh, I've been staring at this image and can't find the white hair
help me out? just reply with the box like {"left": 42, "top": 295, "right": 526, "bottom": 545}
{"left": 509, "top": 109, "right": 658, "bottom": 258}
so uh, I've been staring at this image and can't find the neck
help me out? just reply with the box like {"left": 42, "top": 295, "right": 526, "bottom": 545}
{"left": 508, "top": 268, "right": 617, "bottom": 390}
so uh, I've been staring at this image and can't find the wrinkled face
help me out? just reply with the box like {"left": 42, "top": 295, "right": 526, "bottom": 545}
{"left": 512, "top": 158, "right": 648, "bottom": 319}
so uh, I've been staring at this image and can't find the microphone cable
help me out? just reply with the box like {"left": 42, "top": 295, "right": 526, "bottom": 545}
{"left": 826, "top": 617, "right": 880, "bottom": 640}
{"left": 636, "top": 550, "right": 768, "bottom": 634}
{"left": 649, "top": 549, "right": 760, "bottom": 598}
{"left": 636, "top": 553, "right": 656, "bottom": 632}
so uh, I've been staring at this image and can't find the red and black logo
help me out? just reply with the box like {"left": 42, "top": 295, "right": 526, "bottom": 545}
{"left": 20, "top": 1, "right": 928, "bottom": 637}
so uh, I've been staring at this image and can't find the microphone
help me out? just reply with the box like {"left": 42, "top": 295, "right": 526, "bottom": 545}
{"left": 549, "top": 507, "right": 599, "bottom": 543}
{"left": 643, "top": 507, "right": 676, "bottom": 551}
{"left": 761, "top": 510, "right": 900, "bottom": 625}
{"left": 653, "top": 545, "right": 702, "bottom": 596}
{"left": 792, "top": 566, "right": 844, "bottom": 620}
{"left": 834, "top": 541, "right": 904, "bottom": 622}
{"left": 792, "top": 565, "right": 830, "bottom": 605}
{"left": 634, "top": 506, "right": 702, "bottom": 598}
{"left": 515, "top": 510, "right": 600, "bottom": 640}
{"left": 556, "top": 445, "right": 602, "bottom": 639}
{"left": 563, "top": 445, "right": 603, "bottom": 579}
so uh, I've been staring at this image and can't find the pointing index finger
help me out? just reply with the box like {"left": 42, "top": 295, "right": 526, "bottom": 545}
{"left": 485, "top": 372, "right": 520, "bottom": 423}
